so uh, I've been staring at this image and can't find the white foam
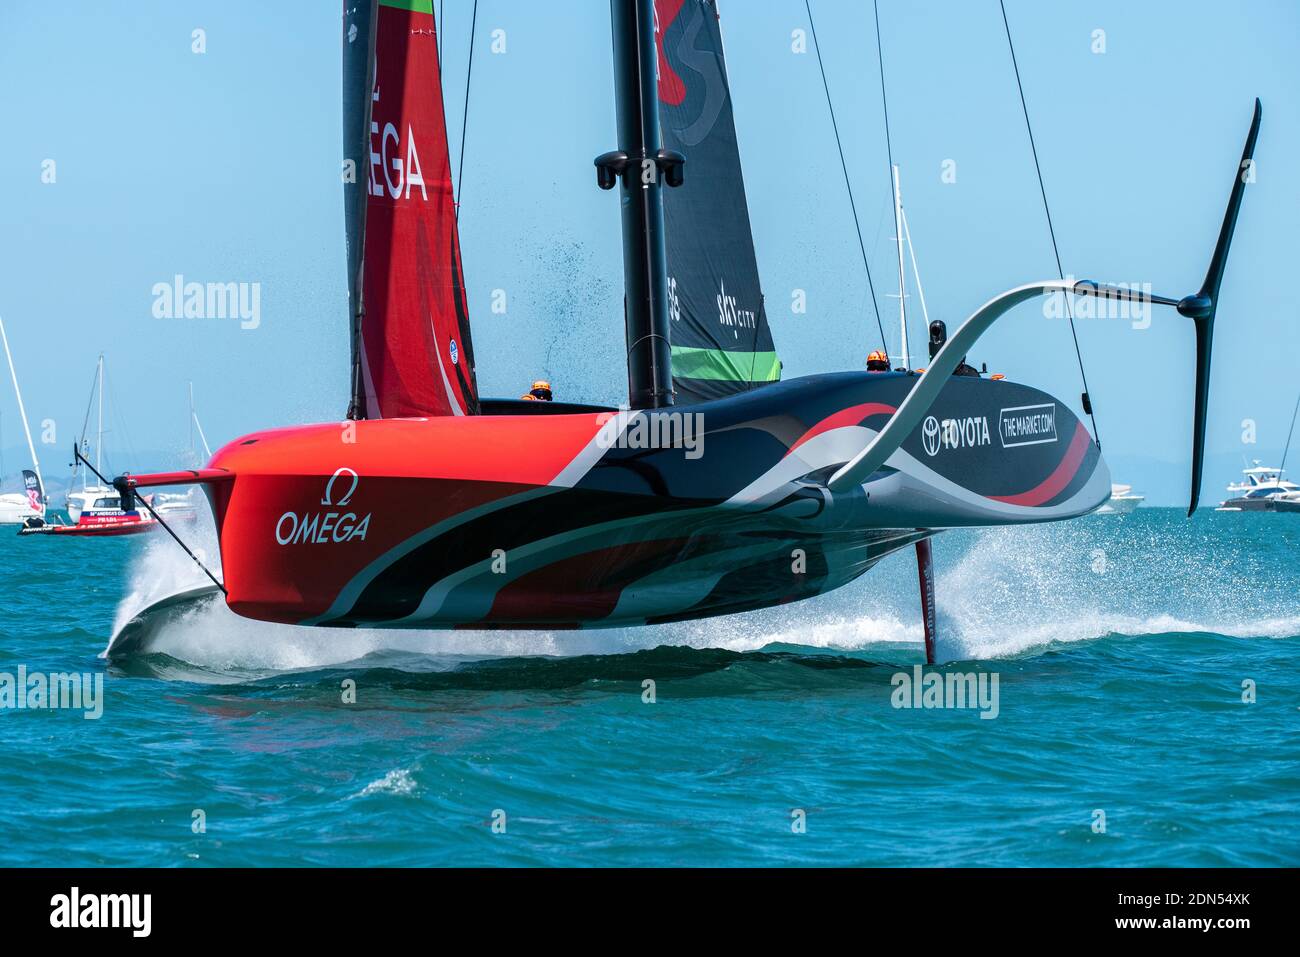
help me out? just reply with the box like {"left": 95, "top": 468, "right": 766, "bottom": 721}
{"left": 110, "top": 509, "right": 1300, "bottom": 672}
{"left": 350, "top": 768, "right": 417, "bottom": 799}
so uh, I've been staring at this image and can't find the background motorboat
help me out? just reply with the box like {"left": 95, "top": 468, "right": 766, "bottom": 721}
{"left": 1097, "top": 483, "right": 1144, "bottom": 514}
{"left": 1218, "top": 463, "right": 1300, "bottom": 512}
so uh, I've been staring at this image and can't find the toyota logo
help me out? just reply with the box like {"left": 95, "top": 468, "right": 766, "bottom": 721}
{"left": 921, "top": 416, "right": 941, "bottom": 457}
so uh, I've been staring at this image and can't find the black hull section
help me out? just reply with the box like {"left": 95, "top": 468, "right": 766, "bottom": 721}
{"left": 313, "top": 371, "right": 1107, "bottom": 629}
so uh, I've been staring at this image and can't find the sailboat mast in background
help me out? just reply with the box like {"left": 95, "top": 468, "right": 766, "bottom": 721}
{"left": 95, "top": 353, "right": 104, "bottom": 477}
{"left": 891, "top": 164, "right": 909, "bottom": 370}
{"left": 0, "top": 313, "right": 45, "bottom": 516}
{"left": 189, "top": 381, "right": 213, "bottom": 461}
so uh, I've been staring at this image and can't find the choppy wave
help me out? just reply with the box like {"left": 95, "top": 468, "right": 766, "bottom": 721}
{"left": 7, "top": 508, "right": 1300, "bottom": 867}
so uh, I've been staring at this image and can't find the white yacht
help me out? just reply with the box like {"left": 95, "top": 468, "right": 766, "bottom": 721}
{"left": 1097, "top": 483, "right": 1144, "bottom": 514}
{"left": 1217, "top": 462, "right": 1300, "bottom": 512}
{"left": 1219, "top": 396, "right": 1300, "bottom": 512}
{"left": 0, "top": 472, "right": 42, "bottom": 524}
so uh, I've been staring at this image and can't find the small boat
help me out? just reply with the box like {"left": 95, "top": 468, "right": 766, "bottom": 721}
{"left": 20, "top": 497, "right": 161, "bottom": 536}
{"left": 1217, "top": 395, "right": 1300, "bottom": 513}
{"left": 0, "top": 313, "right": 47, "bottom": 525}
{"left": 20, "top": 356, "right": 193, "bottom": 536}
{"left": 1097, "top": 483, "right": 1144, "bottom": 514}
{"left": 0, "top": 475, "right": 41, "bottom": 525}
{"left": 1217, "top": 464, "right": 1300, "bottom": 512}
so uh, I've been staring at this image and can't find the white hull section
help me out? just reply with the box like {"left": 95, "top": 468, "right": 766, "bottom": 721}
{"left": 0, "top": 494, "right": 40, "bottom": 525}
{"left": 1098, "top": 495, "right": 1143, "bottom": 514}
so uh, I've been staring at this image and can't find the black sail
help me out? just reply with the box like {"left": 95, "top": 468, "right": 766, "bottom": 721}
{"left": 654, "top": 0, "right": 780, "bottom": 403}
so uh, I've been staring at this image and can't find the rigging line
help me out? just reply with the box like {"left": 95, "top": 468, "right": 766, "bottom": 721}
{"left": 74, "top": 446, "right": 226, "bottom": 596}
{"left": 873, "top": 1, "right": 895, "bottom": 195}
{"left": 104, "top": 365, "right": 138, "bottom": 476}
{"left": 873, "top": 0, "right": 905, "bottom": 363}
{"left": 803, "top": 0, "right": 887, "bottom": 353}
{"left": 74, "top": 363, "right": 97, "bottom": 485}
{"left": 454, "top": 0, "right": 479, "bottom": 222}
{"left": 998, "top": 0, "right": 1101, "bottom": 445}
{"left": 1280, "top": 391, "right": 1300, "bottom": 479}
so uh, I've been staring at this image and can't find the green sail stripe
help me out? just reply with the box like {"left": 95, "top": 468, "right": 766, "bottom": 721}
{"left": 379, "top": 0, "right": 434, "bottom": 13}
{"left": 671, "top": 346, "right": 781, "bottom": 383}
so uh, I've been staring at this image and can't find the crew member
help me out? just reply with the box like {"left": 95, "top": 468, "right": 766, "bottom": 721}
{"left": 865, "top": 350, "right": 890, "bottom": 372}
{"left": 927, "top": 320, "right": 981, "bottom": 377}
{"left": 522, "top": 379, "right": 553, "bottom": 401}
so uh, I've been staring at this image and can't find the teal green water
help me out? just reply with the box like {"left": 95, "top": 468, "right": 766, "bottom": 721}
{"left": 0, "top": 509, "right": 1296, "bottom": 866}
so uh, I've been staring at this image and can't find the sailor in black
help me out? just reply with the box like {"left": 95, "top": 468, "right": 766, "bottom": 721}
{"left": 928, "top": 320, "right": 981, "bottom": 377}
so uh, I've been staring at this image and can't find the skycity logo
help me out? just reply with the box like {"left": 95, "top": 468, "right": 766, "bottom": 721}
{"left": 716, "top": 279, "right": 756, "bottom": 332}
{"left": 152, "top": 275, "right": 261, "bottom": 330}
{"left": 50, "top": 888, "right": 151, "bottom": 937}
{"left": 596, "top": 410, "right": 705, "bottom": 459}
{"left": 891, "top": 666, "right": 1000, "bottom": 719}
{"left": 0, "top": 666, "right": 103, "bottom": 719}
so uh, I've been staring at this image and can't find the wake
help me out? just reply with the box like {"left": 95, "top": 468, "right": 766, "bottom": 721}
{"left": 109, "top": 510, "right": 1300, "bottom": 673}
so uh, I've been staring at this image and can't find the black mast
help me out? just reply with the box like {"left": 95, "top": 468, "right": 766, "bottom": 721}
{"left": 596, "top": 0, "right": 682, "bottom": 410}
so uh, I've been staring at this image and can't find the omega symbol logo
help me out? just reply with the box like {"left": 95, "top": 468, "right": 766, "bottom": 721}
{"left": 322, "top": 467, "right": 359, "bottom": 506}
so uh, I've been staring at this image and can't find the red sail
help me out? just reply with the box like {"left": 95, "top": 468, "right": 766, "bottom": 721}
{"left": 356, "top": 0, "right": 478, "bottom": 418}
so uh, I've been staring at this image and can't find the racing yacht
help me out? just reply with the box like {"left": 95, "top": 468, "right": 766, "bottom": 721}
{"left": 104, "top": 1, "right": 1259, "bottom": 663}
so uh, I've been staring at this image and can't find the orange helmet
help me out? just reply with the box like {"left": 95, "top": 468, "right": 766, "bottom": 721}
{"left": 866, "top": 350, "right": 890, "bottom": 371}
{"left": 527, "top": 379, "right": 553, "bottom": 401}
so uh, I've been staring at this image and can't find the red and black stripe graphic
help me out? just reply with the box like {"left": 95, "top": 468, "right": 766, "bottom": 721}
{"left": 189, "top": 370, "right": 1104, "bottom": 630}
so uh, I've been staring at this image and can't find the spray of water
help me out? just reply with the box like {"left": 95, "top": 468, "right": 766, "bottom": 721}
{"left": 935, "top": 516, "right": 1300, "bottom": 659}
{"left": 110, "top": 509, "right": 1298, "bottom": 674}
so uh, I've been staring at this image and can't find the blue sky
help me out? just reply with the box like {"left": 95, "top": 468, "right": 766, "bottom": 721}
{"left": 1, "top": 0, "right": 1297, "bottom": 504}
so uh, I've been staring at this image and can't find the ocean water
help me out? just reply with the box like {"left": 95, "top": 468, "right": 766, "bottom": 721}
{"left": 0, "top": 508, "right": 1296, "bottom": 867}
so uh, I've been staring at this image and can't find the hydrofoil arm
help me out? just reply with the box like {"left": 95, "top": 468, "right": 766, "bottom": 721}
{"left": 828, "top": 98, "right": 1261, "bottom": 519}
